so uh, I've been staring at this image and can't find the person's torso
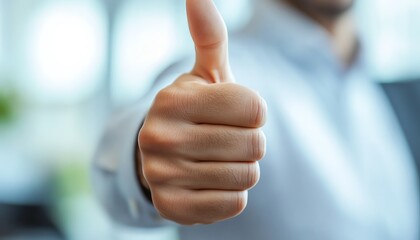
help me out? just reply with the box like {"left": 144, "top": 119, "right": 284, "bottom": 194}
{"left": 159, "top": 1, "right": 420, "bottom": 239}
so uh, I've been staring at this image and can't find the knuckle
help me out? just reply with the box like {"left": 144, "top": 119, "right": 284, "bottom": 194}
{"left": 142, "top": 159, "right": 168, "bottom": 185}
{"left": 138, "top": 127, "right": 154, "bottom": 152}
{"left": 139, "top": 124, "right": 179, "bottom": 152}
{"left": 155, "top": 87, "right": 176, "bottom": 105}
{"left": 154, "top": 87, "right": 185, "bottom": 115}
{"left": 155, "top": 83, "right": 197, "bottom": 120}
{"left": 152, "top": 192, "right": 175, "bottom": 219}
{"left": 142, "top": 158, "right": 179, "bottom": 186}
{"left": 249, "top": 129, "right": 266, "bottom": 160}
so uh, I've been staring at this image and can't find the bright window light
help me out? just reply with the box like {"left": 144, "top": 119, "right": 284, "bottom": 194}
{"left": 24, "top": 0, "right": 106, "bottom": 104}
{"left": 0, "top": 2, "right": 3, "bottom": 73}
{"left": 215, "top": 0, "right": 252, "bottom": 31}
{"left": 111, "top": 1, "right": 178, "bottom": 105}
{"left": 356, "top": 0, "right": 420, "bottom": 81}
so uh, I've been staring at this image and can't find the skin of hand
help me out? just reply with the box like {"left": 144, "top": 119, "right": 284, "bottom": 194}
{"left": 137, "top": 0, "right": 267, "bottom": 225}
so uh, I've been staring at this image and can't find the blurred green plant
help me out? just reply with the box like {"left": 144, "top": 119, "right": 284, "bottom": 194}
{"left": 0, "top": 79, "right": 19, "bottom": 125}
{"left": 53, "top": 161, "right": 91, "bottom": 199}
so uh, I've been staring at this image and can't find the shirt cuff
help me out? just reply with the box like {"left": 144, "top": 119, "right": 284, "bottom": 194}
{"left": 115, "top": 104, "right": 173, "bottom": 227}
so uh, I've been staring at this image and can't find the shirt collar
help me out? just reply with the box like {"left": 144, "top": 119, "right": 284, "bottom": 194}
{"left": 243, "top": 0, "right": 369, "bottom": 76}
{"left": 246, "top": 0, "right": 332, "bottom": 58}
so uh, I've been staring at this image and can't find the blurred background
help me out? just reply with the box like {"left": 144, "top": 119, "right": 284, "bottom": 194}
{"left": 0, "top": 0, "right": 419, "bottom": 239}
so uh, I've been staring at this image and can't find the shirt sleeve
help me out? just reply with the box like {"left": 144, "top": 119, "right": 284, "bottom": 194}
{"left": 91, "top": 100, "right": 170, "bottom": 227}
{"left": 91, "top": 59, "right": 192, "bottom": 228}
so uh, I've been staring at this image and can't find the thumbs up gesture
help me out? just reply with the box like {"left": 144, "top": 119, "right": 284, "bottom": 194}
{"left": 138, "top": 0, "right": 267, "bottom": 225}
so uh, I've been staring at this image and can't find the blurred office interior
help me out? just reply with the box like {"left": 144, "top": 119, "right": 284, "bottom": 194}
{"left": 0, "top": 0, "right": 419, "bottom": 239}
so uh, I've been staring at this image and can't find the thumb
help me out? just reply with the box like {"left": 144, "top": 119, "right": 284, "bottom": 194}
{"left": 186, "top": 0, "right": 233, "bottom": 83}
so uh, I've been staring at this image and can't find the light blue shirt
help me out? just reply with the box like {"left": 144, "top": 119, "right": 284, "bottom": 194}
{"left": 92, "top": 1, "right": 419, "bottom": 239}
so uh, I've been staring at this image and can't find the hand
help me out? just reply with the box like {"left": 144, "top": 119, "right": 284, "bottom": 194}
{"left": 138, "top": 0, "right": 267, "bottom": 225}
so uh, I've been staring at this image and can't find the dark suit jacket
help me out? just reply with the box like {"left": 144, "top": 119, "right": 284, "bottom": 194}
{"left": 382, "top": 80, "right": 420, "bottom": 180}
